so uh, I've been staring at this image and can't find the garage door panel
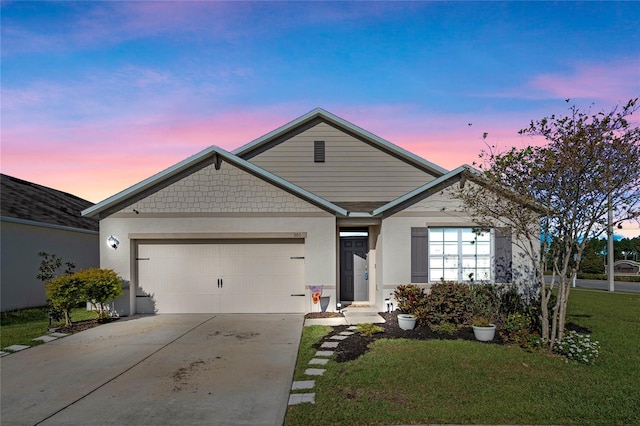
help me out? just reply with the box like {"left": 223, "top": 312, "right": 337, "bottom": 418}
{"left": 137, "top": 241, "right": 305, "bottom": 313}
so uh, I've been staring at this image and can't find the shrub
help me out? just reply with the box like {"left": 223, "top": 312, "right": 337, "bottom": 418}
{"left": 393, "top": 284, "right": 426, "bottom": 314}
{"left": 554, "top": 331, "right": 600, "bottom": 364}
{"left": 469, "top": 284, "right": 502, "bottom": 322}
{"left": 429, "top": 321, "right": 457, "bottom": 335}
{"left": 75, "top": 268, "right": 123, "bottom": 319}
{"left": 420, "top": 282, "right": 473, "bottom": 328}
{"left": 45, "top": 275, "right": 86, "bottom": 326}
{"left": 471, "top": 316, "right": 492, "bottom": 327}
{"left": 499, "top": 312, "right": 535, "bottom": 347}
{"left": 499, "top": 285, "right": 526, "bottom": 317}
{"left": 356, "top": 323, "right": 384, "bottom": 336}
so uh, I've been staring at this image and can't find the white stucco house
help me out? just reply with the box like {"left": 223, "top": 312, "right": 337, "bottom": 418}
{"left": 82, "top": 108, "right": 527, "bottom": 316}
{"left": 1, "top": 174, "right": 99, "bottom": 311}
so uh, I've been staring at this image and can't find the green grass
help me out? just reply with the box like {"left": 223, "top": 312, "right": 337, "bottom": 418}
{"left": 1, "top": 306, "right": 97, "bottom": 349}
{"left": 286, "top": 289, "right": 640, "bottom": 425}
{"left": 292, "top": 325, "right": 332, "bottom": 380}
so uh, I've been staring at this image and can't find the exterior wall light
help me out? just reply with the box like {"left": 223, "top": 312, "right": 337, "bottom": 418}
{"left": 107, "top": 235, "right": 120, "bottom": 250}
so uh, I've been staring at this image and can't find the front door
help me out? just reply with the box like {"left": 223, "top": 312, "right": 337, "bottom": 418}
{"left": 340, "top": 237, "right": 368, "bottom": 302}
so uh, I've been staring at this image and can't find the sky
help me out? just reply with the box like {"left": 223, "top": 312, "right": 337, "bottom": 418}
{"left": 2, "top": 1, "right": 639, "bottom": 235}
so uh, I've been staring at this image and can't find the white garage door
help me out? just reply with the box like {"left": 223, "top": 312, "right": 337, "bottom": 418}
{"left": 136, "top": 240, "right": 306, "bottom": 313}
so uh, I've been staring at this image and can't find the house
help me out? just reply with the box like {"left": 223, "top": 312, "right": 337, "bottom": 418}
{"left": 1, "top": 174, "right": 99, "bottom": 311}
{"left": 82, "top": 108, "right": 532, "bottom": 315}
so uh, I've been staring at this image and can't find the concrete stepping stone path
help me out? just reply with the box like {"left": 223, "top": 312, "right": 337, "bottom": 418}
{"left": 291, "top": 380, "right": 315, "bottom": 390}
{"left": 289, "top": 327, "right": 359, "bottom": 406}
{"left": 288, "top": 393, "right": 315, "bottom": 405}
{"left": 4, "top": 345, "right": 30, "bottom": 352}
{"left": 33, "top": 335, "right": 58, "bottom": 343}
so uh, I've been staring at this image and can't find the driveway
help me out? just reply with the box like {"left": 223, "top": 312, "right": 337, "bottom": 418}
{"left": 1, "top": 314, "right": 304, "bottom": 426}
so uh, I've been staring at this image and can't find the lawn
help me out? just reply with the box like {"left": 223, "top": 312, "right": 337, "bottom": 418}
{"left": 286, "top": 289, "right": 640, "bottom": 425}
{"left": 1, "top": 306, "right": 97, "bottom": 349}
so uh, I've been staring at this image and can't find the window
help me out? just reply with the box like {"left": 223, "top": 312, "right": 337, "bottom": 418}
{"left": 314, "top": 140, "right": 325, "bottom": 163}
{"left": 428, "top": 227, "right": 492, "bottom": 282}
{"left": 410, "top": 226, "right": 511, "bottom": 284}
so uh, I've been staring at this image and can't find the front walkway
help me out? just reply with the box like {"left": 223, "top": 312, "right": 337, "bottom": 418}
{"left": 303, "top": 305, "right": 385, "bottom": 326}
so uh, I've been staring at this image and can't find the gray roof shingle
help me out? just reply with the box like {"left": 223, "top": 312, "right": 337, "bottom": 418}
{"left": 1, "top": 174, "right": 98, "bottom": 232}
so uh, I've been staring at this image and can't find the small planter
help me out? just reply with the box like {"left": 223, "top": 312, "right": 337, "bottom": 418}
{"left": 472, "top": 324, "right": 496, "bottom": 342}
{"left": 397, "top": 314, "right": 417, "bottom": 330}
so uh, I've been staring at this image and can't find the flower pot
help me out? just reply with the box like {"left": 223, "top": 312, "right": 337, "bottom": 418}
{"left": 397, "top": 314, "right": 417, "bottom": 330}
{"left": 319, "top": 296, "right": 330, "bottom": 312}
{"left": 472, "top": 324, "right": 496, "bottom": 342}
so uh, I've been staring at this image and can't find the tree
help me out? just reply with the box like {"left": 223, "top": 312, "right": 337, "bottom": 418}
{"left": 76, "top": 268, "right": 123, "bottom": 319}
{"left": 37, "top": 252, "right": 76, "bottom": 284}
{"left": 460, "top": 99, "right": 640, "bottom": 349}
{"left": 45, "top": 275, "right": 86, "bottom": 326}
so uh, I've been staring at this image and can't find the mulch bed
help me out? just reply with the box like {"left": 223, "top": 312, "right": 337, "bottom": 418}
{"left": 53, "top": 317, "right": 119, "bottom": 334}
{"left": 316, "top": 311, "right": 487, "bottom": 363}
{"left": 312, "top": 312, "right": 592, "bottom": 363}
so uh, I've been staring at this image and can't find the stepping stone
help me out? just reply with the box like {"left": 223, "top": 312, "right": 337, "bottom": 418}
{"left": 309, "top": 358, "right": 329, "bottom": 365}
{"left": 330, "top": 335, "right": 348, "bottom": 340}
{"left": 291, "top": 380, "right": 315, "bottom": 390}
{"left": 49, "top": 332, "right": 68, "bottom": 338}
{"left": 288, "top": 393, "right": 315, "bottom": 405}
{"left": 348, "top": 326, "right": 358, "bottom": 330}
{"left": 315, "top": 350, "right": 334, "bottom": 357}
{"left": 4, "top": 345, "right": 30, "bottom": 352}
{"left": 0, "top": 351, "right": 9, "bottom": 357}
{"left": 320, "top": 341, "right": 339, "bottom": 348}
{"left": 339, "top": 331, "right": 355, "bottom": 336}
{"left": 33, "top": 335, "right": 58, "bottom": 343}
{"left": 305, "top": 368, "right": 326, "bottom": 376}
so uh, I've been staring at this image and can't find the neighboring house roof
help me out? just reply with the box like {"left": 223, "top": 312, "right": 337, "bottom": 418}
{"left": 1, "top": 174, "right": 98, "bottom": 232}
{"left": 82, "top": 146, "right": 350, "bottom": 219}
{"left": 234, "top": 108, "right": 449, "bottom": 177}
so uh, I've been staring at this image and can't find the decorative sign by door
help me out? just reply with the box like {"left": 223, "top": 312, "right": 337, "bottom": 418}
{"left": 310, "top": 285, "right": 323, "bottom": 304}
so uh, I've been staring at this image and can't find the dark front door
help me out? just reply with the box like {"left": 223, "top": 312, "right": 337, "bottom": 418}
{"left": 340, "top": 237, "right": 368, "bottom": 302}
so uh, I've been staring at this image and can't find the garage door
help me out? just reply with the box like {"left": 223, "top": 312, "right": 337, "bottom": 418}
{"left": 136, "top": 240, "right": 306, "bottom": 313}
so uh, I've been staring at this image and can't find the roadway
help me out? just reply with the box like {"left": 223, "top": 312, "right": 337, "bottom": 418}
{"left": 545, "top": 277, "right": 639, "bottom": 293}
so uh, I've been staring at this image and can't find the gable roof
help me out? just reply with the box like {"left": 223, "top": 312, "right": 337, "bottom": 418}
{"left": 82, "top": 146, "right": 349, "bottom": 219}
{"left": 1, "top": 174, "right": 98, "bottom": 232}
{"left": 372, "top": 165, "right": 471, "bottom": 218}
{"left": 83, "top": 109, "right": 476, "bottom": 220}
{"left": 371, "top": 164, "right": 543, "bottom": 218}
{"left": 234, "top": 108, "right": 449, "bottom": 177}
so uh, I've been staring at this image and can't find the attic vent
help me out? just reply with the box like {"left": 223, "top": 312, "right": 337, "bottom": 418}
{"left": 314, "top": 141, "right": 325, "bottom": 163}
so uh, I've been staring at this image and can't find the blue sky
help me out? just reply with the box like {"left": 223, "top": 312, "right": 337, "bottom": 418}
{"left": 2, "top": 1, "right": 639, "bottom": 237}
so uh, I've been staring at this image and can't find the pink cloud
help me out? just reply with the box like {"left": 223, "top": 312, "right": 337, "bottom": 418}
{"left": 528, "top": 60, "right": 639, "bottom": 104}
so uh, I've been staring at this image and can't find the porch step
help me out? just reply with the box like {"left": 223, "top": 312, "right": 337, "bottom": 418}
{"left": 342, "top": 309, "right": 385, "bottom": 325}
{"left": 342, "top": 304, "right": 380, "bottom": 313}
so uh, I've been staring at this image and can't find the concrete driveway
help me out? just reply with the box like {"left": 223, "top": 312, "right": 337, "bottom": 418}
{"left": 1, "top": 314, "right": 304, "bottom": 426}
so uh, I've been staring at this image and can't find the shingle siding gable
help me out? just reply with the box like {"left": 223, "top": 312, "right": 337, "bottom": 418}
{"left": 119, "top": 161, "right": 324, "bottom": 214}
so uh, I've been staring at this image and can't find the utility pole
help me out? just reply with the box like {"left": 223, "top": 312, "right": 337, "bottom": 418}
{"left": 608, "top": 194, "right": 615, "bottom": 292}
